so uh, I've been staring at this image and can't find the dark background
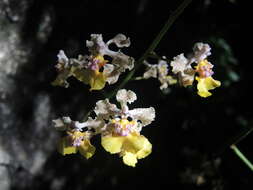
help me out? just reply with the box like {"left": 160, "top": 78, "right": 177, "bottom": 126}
{"left": 0, "top": 0, "right": 252, "bottom": 190}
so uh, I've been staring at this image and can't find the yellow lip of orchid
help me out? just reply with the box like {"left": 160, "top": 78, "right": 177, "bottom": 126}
{"left": 53, "top": 89, "right": 155, "bottom": 167}
{"left": 101, "top": 133, "right": 152, "bottom": 167}
{"left": 169, "top": 43, "right": 221, "bottom": 97}
{"left": 76, "top": 55, "right": 108, "bottom": 91}
{"left": 52, "top": 34, "right": 134, "bottom": 90}
{"left": 195, "top": 60, "right": 221, "bottom": 98}
{"left": 195, "top": 76, "right": 221, "bottom": 98}
{"left": 94, "top": 89, "right": 155, "bottom": 167}
{"left": 57, "top": 131, "right": 96, "bottom": 159}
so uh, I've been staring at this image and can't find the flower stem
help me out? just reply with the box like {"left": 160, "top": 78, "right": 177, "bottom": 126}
{"left": 215, "top": 126, "right": 253, "bottom": 157}
{"left": 105, "top": 0, "right": 192, "bottom": 99}
{"left": 230, "top": 144, "right": 253, "bottom": 171}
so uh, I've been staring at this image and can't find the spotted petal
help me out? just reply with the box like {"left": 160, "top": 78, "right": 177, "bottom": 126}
{"left": 103, "top": 54, "right": 134, "bottom": 85}
{"left": 82, "top": 117, "right": 105, "bottom": 132}
{"left": 86, "top": 34, "right": 108, "bottom": 56}
{"left": 170, "top": 54, "right": 195, "bottom": 87}
{"left": 128, "top": 107, "right": 155, "bottom": 127}
{"left": 111, "top": 52, "right": 134, "bottom": 71}
{"left": 116, "top": 89, "right": 137, "bottom": 105}
{"left": 192, "top": 42, "right": 211, "bottom": 63}
{"left": 103, "top": 64, "right": 119, "bottom": 84}
{"left": 94, "top": 99, "right": 120, "bottom": 120}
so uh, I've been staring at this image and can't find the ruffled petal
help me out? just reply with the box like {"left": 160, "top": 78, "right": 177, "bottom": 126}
{"left": 86, "top": 34, "right": 107, "bottom": 56}
{"left": 111, "top": 53, "right": 134, "bottom": 71}
{"left": 192, "top": 43, "right": 211, "bottom": 63}
{"left": 57, "top": 137, "right": 78, "bottom": 155}
{"left": 52, "top": 117, "right": 70, "bottom": 131}
{"left": 94, "top": 99, "right": 120, "bottom": 120}
{"left": 78, "top": 140, "right": 96, "bottom": 159}
{"left": 53, "top": 117, "right": 97, "bottom": 131}
{"left": 51, "top": 69, "right": 73, "bottom": 88}
{"left": 170, "top": 54, "right": 195, "bottom": 87}
{"left": 52, "top": 50, "right": 88, "bottom": 88}
{"left": 82, "top": 117, "right": 105, "bottom": 133}
{"left": 107, "top": 34, "right": 131, "bottom": 48}
{"left": 101, "top": 136, "right": 125, "bottom": 154}
{"left": 196, "top": 76, "right": 221, "bottom": 98}
{"left": 128, "top": 107, "right": 155, "bottom": 127}
{"left": 170, "top": 53, "right": 189, "bottom": 74}
{"left": 116, "top": 89, "right": 137, "bottom": 105}
{"left": 103, "top": 64, "right": 120, "bottom": 84}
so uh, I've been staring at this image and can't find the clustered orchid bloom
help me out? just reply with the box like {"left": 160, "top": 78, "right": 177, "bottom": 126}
{"left": 53, "top": 89, "right": 155, "bottom": 167}
{"left": 140, "top": 42, "right": 220, "bottom": 97}
{"left": 52, "top": 34, "right": 134, "bottom": 90}
{"left": 170, "top": 42, "right": 221, "bottom": 97}
{"left": 52, "top": 116, "right": 100, "bottom": 159}
{"left": 51, "top": 34, "right": 222, "bottom": 169}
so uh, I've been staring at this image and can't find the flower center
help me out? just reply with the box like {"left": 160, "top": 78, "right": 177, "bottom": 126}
{"left": 88, "top": 55, "right": 108, "bottom": 71}
{"left": 111, "top": 118, "right": 137, "bottom": 136}
{"left": 196, "top": 60, "right": 214, "bottom": 78}
{"left": 158, "top": 64, "right": 168, "bottom": 76}
{"left": 67, "top": 131, "right": 86, "bottom": 147}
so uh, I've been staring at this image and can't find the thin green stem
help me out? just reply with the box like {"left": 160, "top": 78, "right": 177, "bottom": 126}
{"left": 231, "top": 144, "right": 253, "bottom": 171}
{"left": 233, "top": 127, "right": 253, "bottom": 145}
{"left": 215, "top": 126, "right": 253, "bottom": 157}
{"left": 105, "top": 0, "right": 192, "bottom": 99}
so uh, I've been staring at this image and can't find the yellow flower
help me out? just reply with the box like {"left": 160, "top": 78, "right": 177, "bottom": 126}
{"left": 72, "top": 55, "right": 107, "bottom": 91}
{"left": 102, "top": 132, "right": 152, "bottom": 167}
{"left": 95, "top": 89, "right": 155, "bottom": 167}
{"left": 53, "top": 34, "right": 134, "bottom": 90}
{"left": 57, "top": 131, "right": 95, "bottom": 159}
{"left": 87, "top": 55, "right": 107, "bottom": 90}
{"left": 195, "top": 76, "right": 221, "bottom": 98}
{"left": 195, "top": 60, "right": 221, "bottom": 98}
